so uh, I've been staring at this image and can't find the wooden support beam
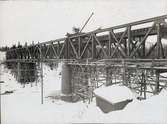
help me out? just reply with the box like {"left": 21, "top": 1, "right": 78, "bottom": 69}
{"left": 155, "top": 70, "right": 160, "bottom": 94}
{"left": 106, "top": 67, "right": 112, "bottom": 86}
{"left": 122, "top": 60, "right": 126, "bottom": 85}
{"left": 143, "top": 71, "right": 146, "bottom": 99}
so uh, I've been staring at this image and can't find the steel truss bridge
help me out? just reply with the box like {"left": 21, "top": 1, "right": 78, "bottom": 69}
{"left": 4, "top": 15, "right": 167, "bottom": 102}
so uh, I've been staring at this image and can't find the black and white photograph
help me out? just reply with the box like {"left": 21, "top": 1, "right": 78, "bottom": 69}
{"left": 0, "top": 0, "right": 167, "bottom": 123}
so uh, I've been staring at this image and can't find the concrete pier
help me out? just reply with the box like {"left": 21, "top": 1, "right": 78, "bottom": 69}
{"left": 61, "top": 62, "right": 72, "bottom": 102}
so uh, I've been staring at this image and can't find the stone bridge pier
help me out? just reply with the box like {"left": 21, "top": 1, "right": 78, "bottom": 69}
{"left": 61, "top": 62, "right": 73, "bottom": 102}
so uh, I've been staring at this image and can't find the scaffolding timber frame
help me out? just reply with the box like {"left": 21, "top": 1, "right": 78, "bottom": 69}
{"left": 4, "top": 15, "right": 167, "bottom": 102}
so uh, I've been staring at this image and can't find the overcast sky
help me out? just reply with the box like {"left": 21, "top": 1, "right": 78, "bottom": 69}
{"left": 0, "top": 0, "right": 167, "bottom": 47}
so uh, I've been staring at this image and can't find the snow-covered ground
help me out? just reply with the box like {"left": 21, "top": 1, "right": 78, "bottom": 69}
{"left": 1, "top": 63, "right": 167, "bottom": 123}
{"left": 0, "top": 52, "right": 6, "bottom": 61}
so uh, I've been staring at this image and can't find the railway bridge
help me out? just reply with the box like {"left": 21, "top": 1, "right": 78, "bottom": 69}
{"left": 4, "top": 15, "right": 167, "bottom": 102}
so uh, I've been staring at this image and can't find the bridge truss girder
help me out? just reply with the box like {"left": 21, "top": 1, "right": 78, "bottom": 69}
{"left": 6, "top": 15, "right": 167, "bottom": 61}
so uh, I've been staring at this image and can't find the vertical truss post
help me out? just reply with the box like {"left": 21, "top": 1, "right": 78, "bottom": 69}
{"left": 127, "top": 26, "right": 131, "bottom": 57}
{"left": 78, "top": 37, "right": 81, "bottom": 57}
{"left": 108, "top": 32, "right": 112, "bottom": 57}
{"left": 141, "top": 37, "right": 146, "bottom": 58}
{"left": 156, "top": 23, "right": 162, "bottom": 59}
{"left": 157, "top": 22, "right": 165, "bottom": 58}
{"left": 57, "top": 41, "right": 60, "bottom": 56}
{"left": 124, "top": 38, "right": 127, "bottom": 55}
{"left": 92, "top": 34, "right": 96, "bottom": 58}
{"left": 65, "top": 38, "right": 70, "bottom": 59}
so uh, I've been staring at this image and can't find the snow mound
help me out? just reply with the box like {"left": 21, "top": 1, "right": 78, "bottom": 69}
{"left": 94, "top": 85, "right": 134, "bottom": 103}
{"left": 0, "top": 65, "right": 21, "bottom": 94}
{"left": 109, "top": 89, "right": 167, "bottom": 123}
